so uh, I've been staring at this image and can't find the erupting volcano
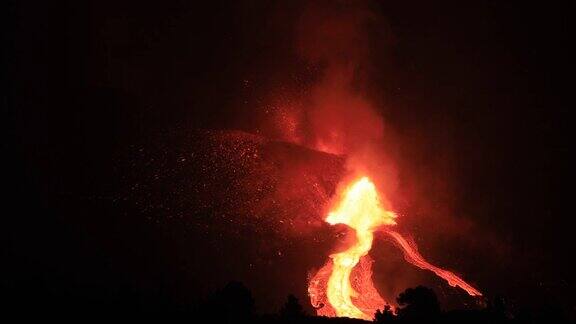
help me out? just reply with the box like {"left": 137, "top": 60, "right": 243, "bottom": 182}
{"left": 308, "top": 177, "right": 482, "bottom": 320}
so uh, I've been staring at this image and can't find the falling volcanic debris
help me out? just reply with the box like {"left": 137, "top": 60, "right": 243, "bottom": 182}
{"left": 128, "top": 1, "right": 485, "bottom": 319}
{"left": 265, "top": 1, "right": 485, "bottom": 319}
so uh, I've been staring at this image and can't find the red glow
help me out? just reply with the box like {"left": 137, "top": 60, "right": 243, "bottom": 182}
{"left": 308, "top": 177, "right": 481, "bottom": 319}
{"left": 385, "top": 230, "right": 482, "bottom": 296}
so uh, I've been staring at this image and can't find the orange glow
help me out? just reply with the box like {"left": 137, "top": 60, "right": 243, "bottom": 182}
{"left": 385, "top": 230, "right": 482, "bottom": 296}
{"left": 309, "top": 177, "right": 395, "bottom": 319}
{"left": 308, "top": 176, "right": 482, "bottom": 320}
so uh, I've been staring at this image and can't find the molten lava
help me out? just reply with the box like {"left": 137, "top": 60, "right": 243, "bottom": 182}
{"left": 385, "top": 230, "right": 482, "bottom": 297}
{"left": 309, "top": 177, "right": 395, "bottom": 320}
{"left": 308, "top": 177, "right": 481, "bottom": 320}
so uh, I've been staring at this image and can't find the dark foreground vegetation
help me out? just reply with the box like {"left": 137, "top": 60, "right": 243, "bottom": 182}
{"left": 191, "top": 282, "right": 572, "bottom": 324}
{"left": 1, "top": 280, "right": 572, "bottom": 323}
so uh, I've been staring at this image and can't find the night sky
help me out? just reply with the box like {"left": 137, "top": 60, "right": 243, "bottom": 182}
{"left": 4, "top": 0, "right": 573, "bottom": 318}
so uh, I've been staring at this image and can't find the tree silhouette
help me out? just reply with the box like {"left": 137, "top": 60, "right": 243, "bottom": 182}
{"left": 280, "top": 294, "right": 306, "bottom": 320}
{"left": 396, "top": 286, "right": 440, "bottom": 322}
{"left": 374, "top": 304, "right": 395, "bottom": 323}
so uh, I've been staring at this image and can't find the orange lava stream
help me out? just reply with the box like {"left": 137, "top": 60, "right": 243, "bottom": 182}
{"left": 310, "top": 177, "right": 396, "bottom": 319}
{"left": 384, "top": 230, "right": 482, "bottom": 296}
{"left": 308, "top": 176, "right": 482, "bottom": 320}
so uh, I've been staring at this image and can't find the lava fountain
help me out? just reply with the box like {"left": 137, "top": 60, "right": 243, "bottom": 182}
{"left": 308, "top": 177, "right": 482, "bottom": 320}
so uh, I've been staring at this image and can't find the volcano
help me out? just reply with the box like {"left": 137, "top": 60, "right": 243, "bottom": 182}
{"left": 125, "top": 129, "right": 481, "bottom": 317}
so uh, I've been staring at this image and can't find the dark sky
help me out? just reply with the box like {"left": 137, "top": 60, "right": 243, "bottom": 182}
{"left": 4, "top": 0, "right": 573, "bottom": 317}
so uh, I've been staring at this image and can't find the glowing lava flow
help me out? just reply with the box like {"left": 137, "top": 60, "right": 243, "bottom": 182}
{"left": 309, "top": 177, "right": 396, "bottom": 319}
{"left": 384, "top": 230, "right": 482, "bottom": 296}
{"left": 308, "top": 177, "right": 481, "bottom": 320}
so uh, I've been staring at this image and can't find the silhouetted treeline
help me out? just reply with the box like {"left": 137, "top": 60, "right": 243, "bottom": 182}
{"left": 2, "top": 279, "right": 571, "bottom": 323}
{"left": 192, "top": 282, "right": 572, "bottom": 324}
